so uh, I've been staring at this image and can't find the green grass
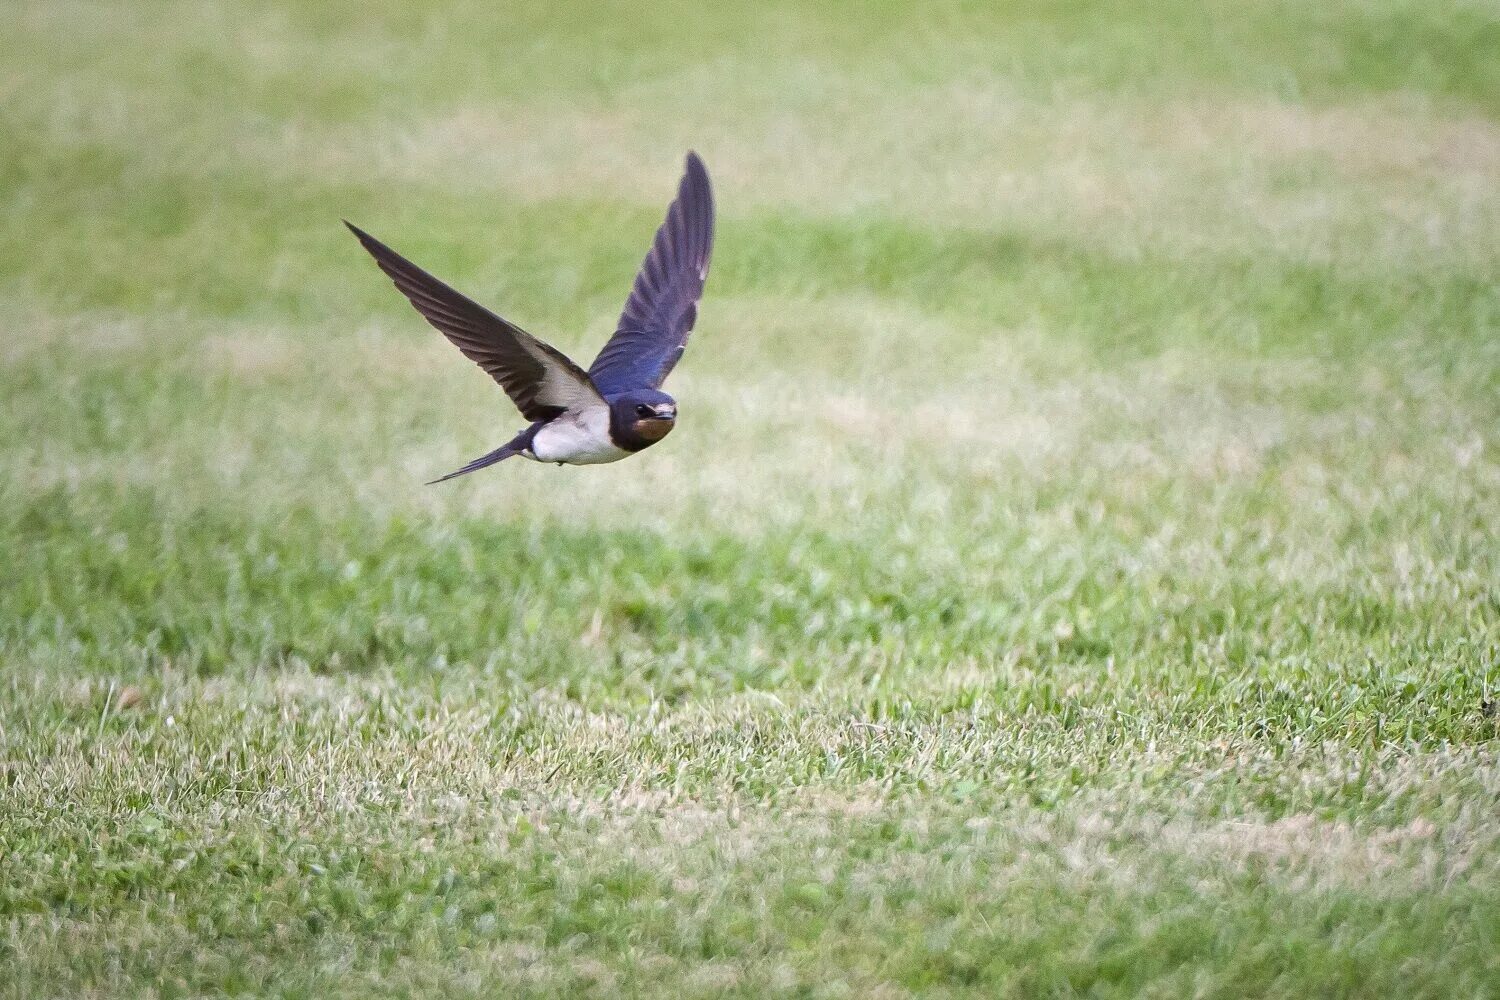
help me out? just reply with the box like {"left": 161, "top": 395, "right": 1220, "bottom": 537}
{"left": 3, "top": 0, "right": 1499, "bottom": 995}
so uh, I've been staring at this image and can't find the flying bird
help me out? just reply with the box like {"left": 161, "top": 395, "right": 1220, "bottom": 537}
{"left": 347, "top": 152, "right": 714, "bottom": 483}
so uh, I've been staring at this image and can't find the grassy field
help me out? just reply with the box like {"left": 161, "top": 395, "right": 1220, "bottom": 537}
{"left": 3, "top": 0, "right": 1499, "bottom": 995}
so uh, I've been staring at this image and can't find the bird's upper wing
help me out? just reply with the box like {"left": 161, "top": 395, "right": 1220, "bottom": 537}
{"left": 347, "top": 223, "right": 604, "bottom": 420}
{"left": 588, "top": 152, "right": 714, "bottom": 396}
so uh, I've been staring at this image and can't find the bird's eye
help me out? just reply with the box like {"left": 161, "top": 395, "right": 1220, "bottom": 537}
{"left": 635, "top": 404, "right": 652, "bottom": 417}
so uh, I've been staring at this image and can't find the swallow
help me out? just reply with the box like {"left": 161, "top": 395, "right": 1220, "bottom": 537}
{"left": 347, "top": 152, "right": 714, "bottom": 483}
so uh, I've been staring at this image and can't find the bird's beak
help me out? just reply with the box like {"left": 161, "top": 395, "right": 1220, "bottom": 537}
{"left": 651, "top": 405, "right": 677, "bottom": 420}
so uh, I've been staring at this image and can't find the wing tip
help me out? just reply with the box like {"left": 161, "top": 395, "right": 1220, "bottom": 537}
{"left": 344, "top": 220, "right": 386, "bottom": 259}
{"left": 679, "top": 152, "right": 713, "bottom": 272}
{"left": 683, "top": 151, "right": 710, "bottom": 190}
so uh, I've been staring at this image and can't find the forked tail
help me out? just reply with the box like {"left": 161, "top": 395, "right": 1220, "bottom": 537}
{"left": 426, "top": 424, "right": 540, "bottom": 485}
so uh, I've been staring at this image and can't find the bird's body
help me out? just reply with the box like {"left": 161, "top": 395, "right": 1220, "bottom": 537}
{"left": 530, "top": 408, "right": 624, "bottom": 465}
{"left": 347, "top": 153, "right": 714, "bottom": 482}
{"left": 531, "top": 411, "right": 620, "bottom": 465}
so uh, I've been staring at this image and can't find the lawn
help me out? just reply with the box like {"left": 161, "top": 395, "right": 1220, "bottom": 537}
{"left": 2, "top": 0, "right": 1498, "bottom": 995}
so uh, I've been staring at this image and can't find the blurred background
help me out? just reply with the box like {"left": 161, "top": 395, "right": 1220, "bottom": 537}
{"left": 5, "top": 1, "right": 1494, "bottom": 689}
{"left": 2, "top": 1, "right": 1498, "bottom": 994}
{"left": 5, "top": 0, "right": 1494, "bottom": 690}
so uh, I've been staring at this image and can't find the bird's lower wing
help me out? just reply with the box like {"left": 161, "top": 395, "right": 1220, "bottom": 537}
{"left": 347, "top": 222, "right": 603, "bottom": 420}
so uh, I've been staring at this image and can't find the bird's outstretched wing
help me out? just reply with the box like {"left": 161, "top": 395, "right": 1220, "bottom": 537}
{"left": 347, "top": 222, "right": 603, "bottom": 421}
{"left": 588, "top": 152, "right": 714, "bottom": 396}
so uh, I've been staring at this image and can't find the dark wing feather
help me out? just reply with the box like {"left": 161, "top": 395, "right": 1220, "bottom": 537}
{"left": 588, "top": 152, "right": 714, "bottom": 396}
{"left": 346, "top": 222, "right": 602, "bottom": 420}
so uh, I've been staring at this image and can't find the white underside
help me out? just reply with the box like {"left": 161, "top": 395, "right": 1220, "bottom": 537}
{"left": 527, "top": 406, "right": 629, "bottom": 465}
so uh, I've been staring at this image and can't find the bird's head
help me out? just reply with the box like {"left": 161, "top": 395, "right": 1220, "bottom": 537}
{"left": 608, "top": 389, "right": 678, "bottom": 449}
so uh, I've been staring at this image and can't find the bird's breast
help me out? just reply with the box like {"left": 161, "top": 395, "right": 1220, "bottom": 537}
{"left": 528, "top": 408, "right": 630, "bottom": 465}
